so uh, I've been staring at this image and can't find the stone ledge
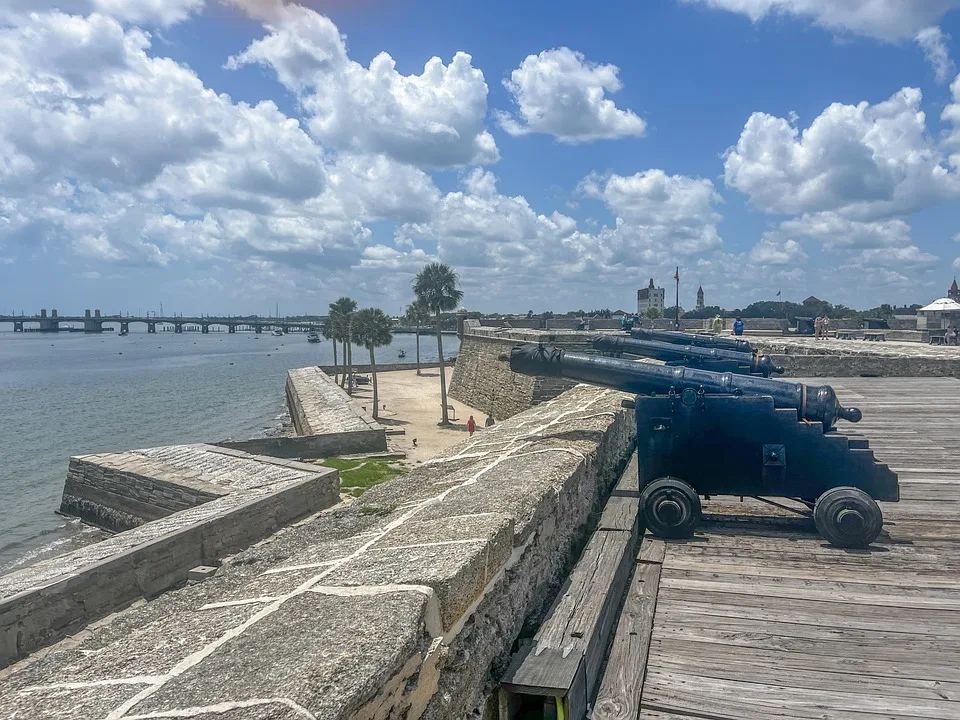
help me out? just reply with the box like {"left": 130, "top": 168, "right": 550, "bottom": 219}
{"left": 58, "top": 444, "right": 329, "bottom": 532}
{"left": 0, "top": 466, "right": 339, "bottom": 669}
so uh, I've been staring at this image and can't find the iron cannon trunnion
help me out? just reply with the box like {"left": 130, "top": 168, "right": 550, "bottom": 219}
{"left": 502, "top": 343, "right": 899, "bottom": 548}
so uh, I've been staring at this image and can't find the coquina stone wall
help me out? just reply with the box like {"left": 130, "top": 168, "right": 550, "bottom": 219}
{"left": 61, "top": 455, "right": 228, "bottom": 531}
{"left": 0, "top": 384, "right": 634, "bottom": 719}
{"left": 1, "top": 461, "right": 339, "bottom": 669}
{"left": 450, "top": 328, "right": 598, "bottom": 420}
{"left": 60, "top": 444, "right": 328, "bottom": 532}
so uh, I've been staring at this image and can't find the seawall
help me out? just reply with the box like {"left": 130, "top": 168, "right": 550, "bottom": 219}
{"left": 283, "top": 366, "right": 388, "bottom": 455}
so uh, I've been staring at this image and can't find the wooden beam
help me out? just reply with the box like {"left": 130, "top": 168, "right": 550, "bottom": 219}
{"left": 499, "top": 453, "right": 640, "bottom": 719}
{"left": 593, "top": 534, "right": 665, "bottom": 720}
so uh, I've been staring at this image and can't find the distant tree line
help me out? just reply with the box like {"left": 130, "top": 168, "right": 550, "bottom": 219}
{"left": 482, "top": 299, "right": 923, "bottom": 322}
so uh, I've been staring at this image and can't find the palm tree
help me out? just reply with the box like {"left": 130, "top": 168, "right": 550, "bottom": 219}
{"left": 321, "top": 317, "right": 338, "bottom": 382}
{"left": 352, "top": 307, "right": 394, "bottom": 420}
{"left": 329, "top": 297, "right": 357, "bottom": 390}
{"left": 404, "top": 299, "right": 431, "bottom": 375}
{"left": 413, "top": 263, "right": 463, "bottom": 425}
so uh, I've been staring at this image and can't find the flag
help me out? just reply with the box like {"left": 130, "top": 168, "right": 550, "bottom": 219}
{"left": 776, "top": 290, "right": 781, "bottom": 297}
{"left": 674, "top": 268, "right": 680, "bottom": 282}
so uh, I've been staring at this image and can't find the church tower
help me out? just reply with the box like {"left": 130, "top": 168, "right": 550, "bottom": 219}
{"left": 949, "top": 278, "right": 960, "bottom": 302}
{"left": 696, "top": 285, "right": 705, "bottom": 311}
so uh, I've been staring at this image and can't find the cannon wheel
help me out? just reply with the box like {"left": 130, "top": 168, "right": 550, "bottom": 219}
{"left": 639, "top": 477, "right": 701, "bottom": 539}
{"left": 813, "top": 487, "right": 883, "bottom": 548}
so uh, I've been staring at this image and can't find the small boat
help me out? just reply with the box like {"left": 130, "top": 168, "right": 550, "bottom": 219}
{"left": 118, "top": 329, "right": 129, "bottom": 337}
{"left": 271, "top": 329, "right": 283, "bottom": 337}
{"left": 306, "top": 332, "right": 320, "bottom": 343}
{"left": 397, "top": 348, "right": 406, "bottom": 358}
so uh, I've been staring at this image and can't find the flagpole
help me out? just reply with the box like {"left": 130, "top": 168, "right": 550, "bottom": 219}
{"left": 674, "top": 266, "right": 680, "bottom": 330}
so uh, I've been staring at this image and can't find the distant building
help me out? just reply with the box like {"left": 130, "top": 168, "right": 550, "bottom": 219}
{"left": 949, "top": 278, "right": 960, "bottom": 302}
{"left": 637, "top": 278, "right": 665, "bottom": 315}
{"left": 611, "top": 310, "right": 628, "bottom": 317}
{"left": 917, "top": 297, "right": 960, "bottom": 330}
{"left": 696, "top": 285, "right": 705, "bottom": 311}
{"left": 802, "top": 295, "right": 822, "bottom": 305}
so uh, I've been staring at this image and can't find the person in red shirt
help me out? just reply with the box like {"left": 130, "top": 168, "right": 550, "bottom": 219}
{"left": 467, "top": 415, "right": 476, "bottom": 437}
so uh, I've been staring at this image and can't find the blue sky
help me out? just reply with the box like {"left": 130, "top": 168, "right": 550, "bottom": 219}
{"left": 1, "top": 0, "right": 959, "bottom": 317}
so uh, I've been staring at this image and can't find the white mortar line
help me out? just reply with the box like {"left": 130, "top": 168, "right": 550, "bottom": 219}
{"left": 374, "top": 538, "right": 487, "bottom": 551}
{"left": 21, "top": 676, "right": 167, "bottom": 692}
{"left": 263, "top": 558, "right": 345, "bottom": 574}
{"left": 104, "top": 393, "right": 613, "bottom": 720}
{"left": 443, "top": 530, "right": 536, "bottom": 644}
{"left": 512, "top": 448, "right": 587, "bottom": 461}
{"left": 197, "top": 597, "right": 280, "bottom": 611}
{"left": 306, "top": 583, "right": 434, "bottom": 597}
{"left": 121, "top": 698, "right": 316, "bottom": 719}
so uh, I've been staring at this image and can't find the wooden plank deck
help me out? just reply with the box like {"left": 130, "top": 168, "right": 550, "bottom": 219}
{"left": 637, "top": 377, "right": 960, "bottom": 720}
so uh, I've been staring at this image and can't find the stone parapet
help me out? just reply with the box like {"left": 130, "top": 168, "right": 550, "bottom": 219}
{"left": 754, "top": 337, "right": 960, "bottom": 378}
{"left": 0, "top": 461, "right": 339, "bottom": 669}
{"left": 285, "top": 366, "right": 383, "bottom": 436}
{"left": 59, "top": 444, "right": 327, "bottom": 531}
{"left": 449, "top": 328, "right": 601, "bottom": 419}
{"left": 0, "top": 384, "right": 635, "bottom": 719}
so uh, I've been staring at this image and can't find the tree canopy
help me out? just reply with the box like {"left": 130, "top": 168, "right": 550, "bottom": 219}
{"left": 413, "top": 263, "right": 464, "bottom": 316}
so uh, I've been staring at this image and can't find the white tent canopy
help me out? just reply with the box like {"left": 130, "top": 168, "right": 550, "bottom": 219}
{"left": 919, "top": 297, "right": 960, "bottom": 312}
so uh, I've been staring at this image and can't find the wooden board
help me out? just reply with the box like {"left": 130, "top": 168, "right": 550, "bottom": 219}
{"left": 593, "top": 549, "right": 663, "bottom": 720}
{"left": 500, "top": 454, "right": 641, "bottom": 717}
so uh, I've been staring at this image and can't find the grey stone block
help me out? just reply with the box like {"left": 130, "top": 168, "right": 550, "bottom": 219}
{"left": 124, "top": 591, "right": 435, "bottom": 720}
{"left": 187, "top": 566, "right": 218, "bottom": 582}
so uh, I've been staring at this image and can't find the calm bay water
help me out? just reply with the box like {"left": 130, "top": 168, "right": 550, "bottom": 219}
{"left": 0, "top": 328, "right": 458, "bottom": 572}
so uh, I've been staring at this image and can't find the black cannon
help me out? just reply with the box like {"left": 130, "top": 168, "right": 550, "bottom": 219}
{"left": 630, "top": 327, "right": 755, "bottom": 354}
{"left": 593, "top": 334, "right": 785, "bottom": 378}
{"left": 505, "top": 344, "right": 899, "bottom": 548}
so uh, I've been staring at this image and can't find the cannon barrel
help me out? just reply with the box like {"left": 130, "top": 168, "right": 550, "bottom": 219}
{"left": 504, "top": 344, "right": 861, "bottom": 430}
{"left": 630, "top": 327, "right": 755, "bottom": 354}
{"left": 593, "top": 335, "right": 784, "bottom": 377}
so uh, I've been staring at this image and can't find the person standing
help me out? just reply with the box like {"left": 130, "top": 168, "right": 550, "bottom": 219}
{"left": 733, "top": 317, "right": 744, "bottom": 336}
{"left": 946, "top": 325, "right": 957, "bottom": 346}
{"left": 485, "top": 414, "right": 495, "bottom": 427}
{"left": 467, "top": 415, "right": 476, "bottom": 437}
{"left": 814, "top": 315, "right": 824, "bottom": 339}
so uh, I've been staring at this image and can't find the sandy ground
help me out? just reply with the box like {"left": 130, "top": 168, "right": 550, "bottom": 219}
{"left": 347, "top": 367, "right": 485, "bottom": 463}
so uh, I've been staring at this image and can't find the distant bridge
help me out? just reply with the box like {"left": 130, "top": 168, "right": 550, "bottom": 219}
{"left": 0, "top": 309, "right": 322, "bottom": 334}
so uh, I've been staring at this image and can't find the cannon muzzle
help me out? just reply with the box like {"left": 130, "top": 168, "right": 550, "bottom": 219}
{"left": 508, "top": 344, "right": 859, "bottom": 431}
{"left": 593, "top": 335, "right": 784, "bottom": 377}
{"left": 630, "top": 328, "right": 755, "bottom": 354}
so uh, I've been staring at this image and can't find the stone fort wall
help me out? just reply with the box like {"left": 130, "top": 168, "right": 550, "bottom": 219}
{"left": 449, "top": 328, "right": 598, "bottom": 419}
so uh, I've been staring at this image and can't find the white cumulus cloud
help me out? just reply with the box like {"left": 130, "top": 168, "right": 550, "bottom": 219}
{"left": 226, "top": 4, "right": 498, "bottom": 168}
{"left": 749, "top": 234, "right": 806, "bottom": 265}
{"left": 916, "top": 26, "right": 956, "bottom": 83}
{"left": 680, "top": 0, "right": 960, "bottom": 41}
{"left": 779, "top": 213, "right": 913, "bottom": 250}
{"left": 724, "top": 87, "right": 960, "bottom": 219}
{"left": 858, "top": 245, "right": 939, "bottom": 268}
{"left": 0, "top": 0, "right": 205, "bottom": 26}
{"left": 496, "top": 48, "right": 646, "bottom": 142}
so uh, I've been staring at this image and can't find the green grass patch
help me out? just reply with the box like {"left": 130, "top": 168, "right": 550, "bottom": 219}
{"left": 321, "top": 458, "right": 403, "bottom": 497}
